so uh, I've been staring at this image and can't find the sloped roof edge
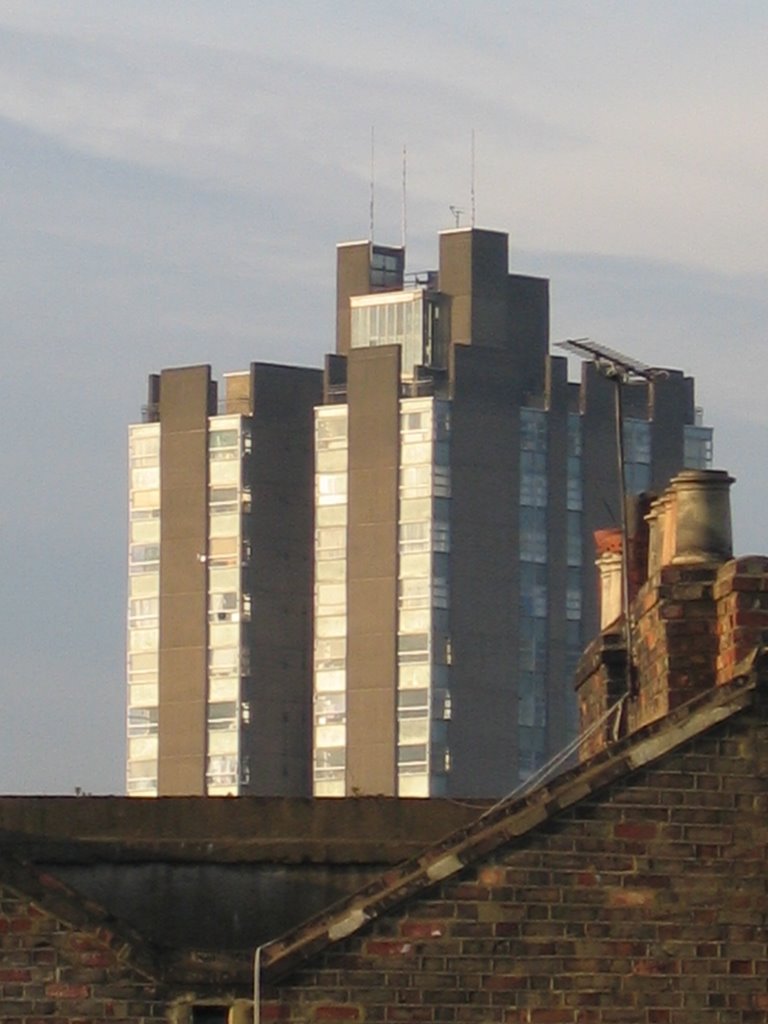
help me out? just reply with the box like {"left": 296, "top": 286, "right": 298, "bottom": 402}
{"left": 0, "top": 855, "right": 164, "bottom": 981}
{"left": 0, "top": 855, "right": 254, "bottom": 989}
{"left": 261, "top": 659, "right": 763, "bottom": 982}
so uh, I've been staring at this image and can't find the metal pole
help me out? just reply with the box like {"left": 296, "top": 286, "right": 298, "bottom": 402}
{"left": 613, "top": 375, "right": 635, "bottom": 697}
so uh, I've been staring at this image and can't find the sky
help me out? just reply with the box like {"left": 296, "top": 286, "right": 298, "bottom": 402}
{"left": 2, "top": 1, "right": 767, "bottom": 794}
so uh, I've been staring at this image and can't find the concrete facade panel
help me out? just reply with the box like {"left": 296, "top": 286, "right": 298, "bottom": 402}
{"left": 157, "top": 365, "right": 211, "bottom": 796}
{"left": 346, "top": 346, "right": 400, "bottom": 796}
{"left": 448, "top": 344, "right": 520, "bottom": 796}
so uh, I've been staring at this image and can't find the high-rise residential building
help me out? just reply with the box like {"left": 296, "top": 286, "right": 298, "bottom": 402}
{"left": 127, "top": 225, "right": 712, "bottom": 798}
{"left": 127, "top": 363, "right": 321, "bottom": 796}
{"left": 311, "top": 227, "right": 712, "bottom": 798}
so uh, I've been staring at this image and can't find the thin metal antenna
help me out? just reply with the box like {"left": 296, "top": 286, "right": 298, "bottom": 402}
{"left": 369, "top": 126, "right": 375, "bottom": 241}
{"left": 470, "top": 129, "right": 476, "bottom": 227}
{"left": 556, "top": 338, "right": 667, "bottom": 702}
{"left": 401, "top": 143, "right": 407, "bottom": 251}
{"left": 449, "top": 205, "right": 464, "bottom": 228}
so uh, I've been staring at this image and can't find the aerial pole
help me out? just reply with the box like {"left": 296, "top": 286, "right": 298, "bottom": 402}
{"left": 369, "top": 126, "right": 375, "bottom": 241}
{"left": 401, "top": 143, "right": 407, "bottom": 251}
{"left": 470, "top": 128, "right": 476, "bottom": 227}
{"left": 556, "top": 338, "right": 666, "bottom": 698}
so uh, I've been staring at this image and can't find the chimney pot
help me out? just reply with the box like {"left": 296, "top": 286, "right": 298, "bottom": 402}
{"left": 669, "top": 469, "right": 734, "bottom": 565}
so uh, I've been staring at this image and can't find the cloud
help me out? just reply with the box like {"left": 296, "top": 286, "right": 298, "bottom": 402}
{"left": 1, "top": 1, "right": 767, "bottom": 792}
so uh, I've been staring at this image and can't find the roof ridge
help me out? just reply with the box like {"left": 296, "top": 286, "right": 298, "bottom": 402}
{"left": 261, "top": 669, "right": 759, "bottom": 982}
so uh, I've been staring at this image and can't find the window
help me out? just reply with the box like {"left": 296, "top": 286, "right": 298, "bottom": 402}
{"left": 130, "top": 519, "right": 160, "bottom": 544}
{"left": 209, "top": 591, "right": 238, "bottom": 622}
{"left": 316, "top": 448, "right": 347, "bottom": 473}
{"left": 400, "top": 497, "right": 431, "bottom": 522}
{"left": 567, "top": 511, "right": 582, "bottom": 566}
{"left": 520, "top": 562, "right": 547, "bottom": 618}
{"left": 129, "top": 628, "right": 158, "bottom": 653}
{"left": 398, "top": 718, "right": 429, "bottom": 744}
{"left": 129, "top": 432, "right": 159, "bottom": 459}
{"left": 518, "top": 674, "right": 546, "bottom": 728}
{"left": 130, "top": 544, "right": 160, "bottom": 564}
{"left": 209, "top": 622, "right": 239, "bottom": 649}
{"left": 398, "top": 743, "right": 428, "bottom": 765}
{"left": 316, "top": 615, "right": 346, "bottom": 638}
{"left": 316, "top": 413, "right": 348, "bottom": 449}
{"left": 316, "top": 527, "right": 346, "bottom": 557}
{"left": 209, "top": 513, "right": 239, "bottom": 538}
{"left": 399, "top": 608, "right": 430, "bottom": 633}
{"left": 206, "top": 754, "right": 238, "bottom": 786}
{"left": 521, "top": 408, "right": 547, "bottom": 452}
{"left": 315, "top": 691, "right": 346, "bottom": 724}
{"left": 208, "top": 429, "right": 239, "bottom": 450}
{"left": 400, "top": 464, "right": 431, "bottom": 495}
{"left": 209, "top": 460, "right": 239, "bottom": 486}
{"left": 131, "top": 466, "right": 160, "bottom": 490}
{"left": 567, "top": 455, "right": 582, "bottom": 511}
{"left": 519, "top": 619, "right": 547, "bottom": 674}
{"left": 207, "top": 701, "right": 237, "bottom": 731}
{"left": 398, "top": 576, "right": 430, "bottom": 608}
{"left": 397, "top": 688, "right": 429, "bottom": 713}
{"left": 684, "top": 424, "right": 713, "bottom": 469}
{"left": 317, "top": 504, "right": 346, "bottom": 527}
{"left": 190, "top": 1007, "right": 229, "bottom": 1024}
{"left": 128, "top": 706, "right": 158, "bottom": 737}
{"left": 317, "top": 472, "right": 347, "bottom": 504}
{"left": 129, "top": 597, "right": 158, "bottom": 623}
{"left": 520, "top": 507, "right": 547, "bottom": 563}
{"left": 315, "top": 638, "right": 345, "bottom": 672}
{"left": 315, "top": 723, "right": 345, "bottom": 748}
{"left": 401, "top": 441, "right": 432, "bottom": 465}
{"left": 398, "top": 633, "right": 429, "bottom": 654}
{"left": 623, "top": 418, "right": 651, "bottom": 495}
{"left": 567, "top": 567, "right": 582, "bottom": 621}
{"left": 315, "top": 748, "right": 345, "bottom": 772}
{"left": 316, "top": 582, "right": 346, "bottom": 609}
{"left": 209, "top": 486, "right": 239, "bottom": 507}
{"left": 399, "top": 520, "right": 430, "bottom": 553}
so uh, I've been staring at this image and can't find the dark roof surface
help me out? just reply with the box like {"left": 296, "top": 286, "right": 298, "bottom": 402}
{"left": 0, "top": 795, "right": 491, "bottom": 864}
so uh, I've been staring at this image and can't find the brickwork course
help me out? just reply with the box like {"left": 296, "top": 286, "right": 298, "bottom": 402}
{"left": 3, "top": 472, "right": 768, "bottom": 1021}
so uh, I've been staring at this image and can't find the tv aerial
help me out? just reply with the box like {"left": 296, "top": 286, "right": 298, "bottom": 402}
{"left": 556, "top": 338, "right": 668, "bottom": 699}
{"left": 449, "top": 205, "right": 464, "bottom": 228}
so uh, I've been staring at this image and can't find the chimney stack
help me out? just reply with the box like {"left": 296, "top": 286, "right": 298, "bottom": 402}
{"left": 576, "top": 469, "right": 746, "bottom": 760}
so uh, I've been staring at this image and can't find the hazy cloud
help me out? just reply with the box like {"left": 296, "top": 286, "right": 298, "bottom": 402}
{"left": 1, "top": 1, "right": 767, "bottom": 792}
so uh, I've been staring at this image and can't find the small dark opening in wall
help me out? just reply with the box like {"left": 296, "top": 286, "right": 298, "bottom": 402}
{"left": 192, "top": 1007, "right": 229, "bottom": 1024}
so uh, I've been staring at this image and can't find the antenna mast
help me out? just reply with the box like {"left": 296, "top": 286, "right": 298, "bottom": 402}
{"left": 401, "top": 143, "right": 407, "bottom": 251}
{"left": 369, "top": 126, "right": 375, "bottom": 241}
{"left": 556, "top": 338, "right": 667, "bottom": 702}
{"left": 470, "top": 129, "right": 476, "bottom": 227}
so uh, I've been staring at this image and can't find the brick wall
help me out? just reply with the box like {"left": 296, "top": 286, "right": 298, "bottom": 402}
{"left": 577, "top": 556, "right": 768, "bottom": 758}
{"left": 715, "top": 556, "right": 768, "bottom": 684}
{"left": 264, "top": 705, "right": 768, "bottom": 1022}
{"left": 0, "top": 883, "right": 168, "bottom": 1021}
{"left": 629, "top": 562, "right": 720, "bottom": 732}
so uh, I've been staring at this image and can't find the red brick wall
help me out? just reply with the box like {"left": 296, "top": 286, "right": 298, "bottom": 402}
{"left": 715, "top": 557, "right": 768, "bottom": 684}
{"left": 0, "top": 886, "right": 166, "bottom": 1021}
{"left": 578, "top": 556, "right": 768, "bottom": 758}
{"left": 265, "top": 706, "right": 768, "bottom": 1023}
{"left": 630, "top": 563, "right": 720, "bottom": 732}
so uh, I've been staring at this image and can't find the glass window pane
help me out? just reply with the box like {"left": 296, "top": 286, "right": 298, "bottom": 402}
{"left": 316, "top": 616, "right": 347, "bottom": 638}
{"left": 208, "top": 676, "right": 239, "bottom": 701}
{"left": 209, "top": 513, "right": 240, "bottom": 538}
{"left": 315, "top": 723, "right": 346, "bottom": 748}
{"left": 315, "top": 670, "right": 346, "bottom": 692}
{"left": 209, "top": 460, "right": 239, "bottom": 486}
